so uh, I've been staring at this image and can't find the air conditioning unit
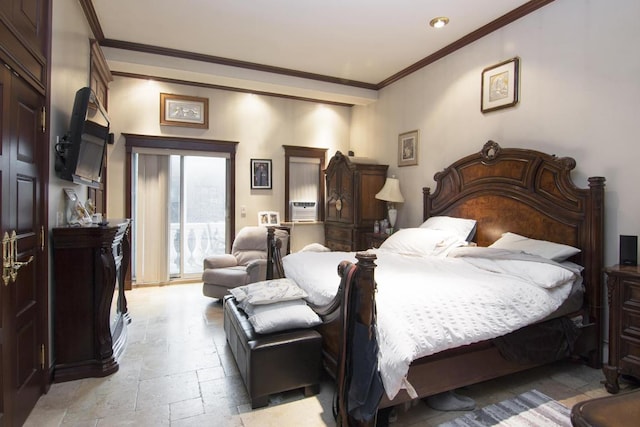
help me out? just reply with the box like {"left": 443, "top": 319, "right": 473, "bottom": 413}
{"left": 291, "top": 201, "right": 317, "bottom": 222}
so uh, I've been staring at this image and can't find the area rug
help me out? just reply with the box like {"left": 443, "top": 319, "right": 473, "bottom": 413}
{"left": 438, "top": 389, "right": 571, "bottom": 426}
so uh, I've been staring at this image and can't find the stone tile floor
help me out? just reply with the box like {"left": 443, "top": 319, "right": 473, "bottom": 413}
{"left": 25, "top": 283, "right": 636, "bottom": 426}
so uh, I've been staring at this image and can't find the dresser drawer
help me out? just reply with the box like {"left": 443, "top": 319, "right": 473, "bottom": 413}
{"left": 622, "top": 310, "right": 640, "bottom": 339}
{"left": 326, "top": 239, "right": 353, "bottom": 252}
{"left": 326, "top": 225, "right": 353, "bottom": 242}
{"left": 622, "top": 279, "right": 640, "bottom": 310}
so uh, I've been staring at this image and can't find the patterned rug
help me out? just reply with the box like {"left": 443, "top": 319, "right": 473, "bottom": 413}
{"left": 438, "top": 389, "right": 571, "bottom": 426}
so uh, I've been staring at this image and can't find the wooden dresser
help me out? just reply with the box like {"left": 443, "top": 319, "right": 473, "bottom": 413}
{"left": 603, "top": 264, "right": 640, "bottom": 393}
{"left": 52, "top": 220, "right": 131, "bottom": 382}
{"left": 324, "top": 151, "right": 388, "bottom": 251}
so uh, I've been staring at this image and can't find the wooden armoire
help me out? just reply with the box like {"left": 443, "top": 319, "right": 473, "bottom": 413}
{"left": 324, "top": 151, "right": 388, "bottom": 251}
{"left": 0, "top": 0, "right": 51, "bottom": 425}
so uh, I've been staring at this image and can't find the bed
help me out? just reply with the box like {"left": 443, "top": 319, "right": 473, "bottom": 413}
{"left": 269, "top": 141, "right": 605, "bottom": 424}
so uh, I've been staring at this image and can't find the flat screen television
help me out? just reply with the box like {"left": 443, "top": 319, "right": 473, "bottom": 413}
{"left": 55, "top": 87, "right": 110, "bottom": 189}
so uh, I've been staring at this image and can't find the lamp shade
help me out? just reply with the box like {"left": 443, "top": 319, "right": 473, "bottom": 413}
{"left": 375, "top": 177, "right": 404, "bottom": 203}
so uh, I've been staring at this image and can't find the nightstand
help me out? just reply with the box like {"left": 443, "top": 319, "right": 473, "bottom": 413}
{"left": 365, "top": 232, "right": 389, "bottom": 249}
{"left": 603, "top": 264, "right": 640, "bottom": 393}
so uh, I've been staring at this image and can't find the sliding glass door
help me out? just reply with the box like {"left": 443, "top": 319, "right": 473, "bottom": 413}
{"left": 134, "top": 151, "right": 229, "bottom": 284}
{"left": 169, "top": 155, "right": 227, "bottom": 276}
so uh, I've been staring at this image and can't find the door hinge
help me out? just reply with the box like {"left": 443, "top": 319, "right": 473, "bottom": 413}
{"left": 40, "top": 106, "right": 46, "bottom": 133}
{"left": 40, "top": 226, "right": 45, "bottom": 251}
{"left": 40, "top": 344, "right": 45, "bottom": 370}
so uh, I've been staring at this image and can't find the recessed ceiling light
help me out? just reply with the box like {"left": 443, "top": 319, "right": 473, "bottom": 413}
{"left": 429, "top": 16, "right": 450, "bottom": 29}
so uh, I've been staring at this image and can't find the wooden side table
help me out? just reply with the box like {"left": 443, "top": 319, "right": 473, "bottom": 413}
{"left": 603, "top": 264, "right": 640, "bottom": 393}
{"left": 365, "top": 232, "right": 389, "bottom": 249}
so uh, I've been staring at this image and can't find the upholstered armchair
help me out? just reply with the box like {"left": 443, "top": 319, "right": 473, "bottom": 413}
{"left": 202, "top": 226, "right": 289, "bottom": 299}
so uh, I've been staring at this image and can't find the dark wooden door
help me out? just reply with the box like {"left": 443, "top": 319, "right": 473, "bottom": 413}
{"left": 0, "top": 65, "right": 46, "bottom": 427}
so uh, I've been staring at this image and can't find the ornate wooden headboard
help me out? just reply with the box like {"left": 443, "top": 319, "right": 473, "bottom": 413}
{"left": 422, "top": 141, "right": 605, "bottom": 364}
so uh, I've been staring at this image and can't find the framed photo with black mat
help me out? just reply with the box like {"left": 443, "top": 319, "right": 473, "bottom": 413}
{"left": 251, "top": 159, "right": 272, "bottom": 189}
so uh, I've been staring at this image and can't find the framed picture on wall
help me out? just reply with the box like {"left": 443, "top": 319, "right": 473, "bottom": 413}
{"left": 251, "top": 159, "right": 272, "bottom": 189}
{"left": 398, "top": 130, "right": 419, "bottom": 167}
{"left": 481, "top": 57, "right": 520, "bottom": 113}
{"left": 160, "top": 93, "right": 209, "bottom": 128}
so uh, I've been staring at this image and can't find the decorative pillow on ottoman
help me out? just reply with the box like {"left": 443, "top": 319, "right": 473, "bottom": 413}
{"left": 229, "top": 278, "right": 321, "bottom": 334}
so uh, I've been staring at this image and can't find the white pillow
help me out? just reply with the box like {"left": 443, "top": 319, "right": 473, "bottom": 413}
{"left": 299, "top": 243, "right": 331, "bottom": 252}
{"left": 229, "top": 278, "right": 307, "bottom": 305}
{"left": 248, "top": 301, "right": 322, "bottom": 334}
{"left": 489, "top": 232, "right": 580, "bottom": 262}
{"left": 419, "top": 216, "right": 477, "bottom": 241}
{"left": 378, "top": 228, "right": 464, "bottom": 257}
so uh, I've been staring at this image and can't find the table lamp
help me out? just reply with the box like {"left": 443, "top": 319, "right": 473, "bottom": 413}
{"left": 375, "top": 176, "right": 404, "bottom": 229}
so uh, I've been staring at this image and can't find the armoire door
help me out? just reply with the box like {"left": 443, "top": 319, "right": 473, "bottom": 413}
{"left": 0, "top": 64, "right": 47, "bottom": 427}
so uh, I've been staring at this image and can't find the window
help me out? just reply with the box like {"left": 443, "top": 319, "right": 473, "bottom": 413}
{"left": 283, "top": 146, "right": 327, "bottom": 222}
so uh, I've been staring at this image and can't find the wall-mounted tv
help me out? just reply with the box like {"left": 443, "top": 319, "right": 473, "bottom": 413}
{"left": 55, "top": 87, "right": 110, "bottom": 189}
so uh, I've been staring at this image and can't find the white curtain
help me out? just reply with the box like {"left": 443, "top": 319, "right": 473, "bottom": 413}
{"left": 135, "top": 153, "right": 170, "bottom": 285}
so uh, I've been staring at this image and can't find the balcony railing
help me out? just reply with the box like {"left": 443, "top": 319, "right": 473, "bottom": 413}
{"left": 170, "top": 221, "right": 226, "bottom": 275}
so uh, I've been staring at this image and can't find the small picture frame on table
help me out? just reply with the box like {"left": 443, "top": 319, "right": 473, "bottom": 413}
{"left": 258, "top": 211, "right": 280, "bottom": 226}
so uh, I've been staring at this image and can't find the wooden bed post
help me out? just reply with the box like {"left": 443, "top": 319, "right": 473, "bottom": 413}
{"left": 354, "top": 251, "right": 378, "bottom": 329}
{"left": 586, "top": 176, "right": 605, "bottom": 368}
{"left": 266, "top": 227, "right": 275, "bottom": 280}
{"left": 336, "top": 251, "right": 381, "bottom": 427}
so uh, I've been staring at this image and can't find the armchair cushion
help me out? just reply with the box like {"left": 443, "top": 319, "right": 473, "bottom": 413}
{"left": 203, "top": 254, "right": 239, "bottom": 270}
{"left": 203, "top": 266, "right": 251, "bottom": 288}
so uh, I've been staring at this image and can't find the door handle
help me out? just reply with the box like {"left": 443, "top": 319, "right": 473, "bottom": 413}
{"left": 2, "top": 230, "right": 34, "bottom": 285}
{"left": 2, "top": 231, "right": 12, "bottom": 286}
{"left": 10, "top": 230, "right": 33, "bottom": 281}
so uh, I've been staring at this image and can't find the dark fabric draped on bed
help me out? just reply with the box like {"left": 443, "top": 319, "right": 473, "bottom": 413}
{"left": 493, "top": 317, "right": 581, "bottom": 364}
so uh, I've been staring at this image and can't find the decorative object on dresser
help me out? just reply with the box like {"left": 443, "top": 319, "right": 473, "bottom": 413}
{"left": 603, "top": 265, "right": 640, "bottom": 393}
{"left": 375, "top": 175, "right": 405, "bottom": 230}
{"left": 324, "top": 151, "right": 388, "bottom": 251}
{"left": 52, "top": 220, "right": 131, "bottom": 382}
{"left": 619, "top": 235, "right": 638, "bottom": 266}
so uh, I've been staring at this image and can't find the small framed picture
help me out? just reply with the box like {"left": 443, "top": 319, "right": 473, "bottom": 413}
{"left": 251, "top": 159, "right": 272, "bottom": 189}
{"left": 160, "top": 93, "right": 209, "bottom": 128}
{"left": 481, "top": 57, "right": 520, "bottom": 113}
{"left": 398, "top": 130, "right": 419, "bottom": 167}
{"left": 258, "top": 211, "right": 280, "bottom": 226}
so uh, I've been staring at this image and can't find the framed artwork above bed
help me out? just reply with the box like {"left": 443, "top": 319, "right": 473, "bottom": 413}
{"left": 481, "top": 57, "right": 520, "bottom": 113}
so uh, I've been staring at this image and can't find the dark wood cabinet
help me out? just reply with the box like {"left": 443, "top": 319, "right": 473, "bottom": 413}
{"left": 325, "top": 151, "right": 388, "bottom": 251}
{"left": 0, "top": 0, "right": 49, "bottom": 92}
{"left": 52, "top": 220, "right": 131, "bottom": 382}
{"left": 603, "top": 265, "right": 640, "bottom": 393}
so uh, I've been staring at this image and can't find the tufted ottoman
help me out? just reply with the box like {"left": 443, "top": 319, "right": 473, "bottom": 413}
{"left": 223, "top": 295, "right": 322, "bottom": 408}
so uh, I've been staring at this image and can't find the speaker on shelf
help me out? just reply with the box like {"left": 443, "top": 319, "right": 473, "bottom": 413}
{"left": 619, "top": 235, "right": 638, "bottom": 266}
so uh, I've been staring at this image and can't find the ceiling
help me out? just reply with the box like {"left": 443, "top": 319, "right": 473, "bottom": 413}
{"left": 90, "top": 0, "right": 551, "bottom": 105}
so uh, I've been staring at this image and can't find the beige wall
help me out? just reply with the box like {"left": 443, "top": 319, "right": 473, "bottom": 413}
{"left": 105, "top": 77, "right": 351, "bottom": 250}
{"left": 350, "top": 0, "right": 640, "bottom": 268}
{"left": 49, "top": 0, "right": 95, "bottom": 226}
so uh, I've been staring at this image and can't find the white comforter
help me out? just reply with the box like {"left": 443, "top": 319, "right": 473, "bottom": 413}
{"left": 282, "top": 246, "right": 579, "bottom": 400}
